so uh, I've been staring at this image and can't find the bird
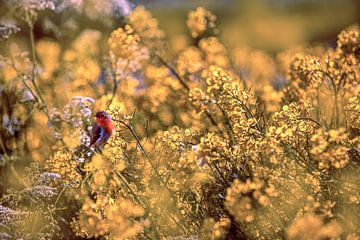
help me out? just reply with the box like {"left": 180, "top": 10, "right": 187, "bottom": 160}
{"left": 89, "top": 111, "right": 115, "bottom": 150}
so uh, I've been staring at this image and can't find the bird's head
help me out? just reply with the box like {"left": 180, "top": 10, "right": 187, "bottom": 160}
{"left": 95, "top": 111, "right": 113, "bottom": 128}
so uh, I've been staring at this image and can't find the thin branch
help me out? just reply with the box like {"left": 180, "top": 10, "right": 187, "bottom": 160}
{"left": 115, "top": 171, "right": 145, "bottom": 207}
{"left": 155, "top": 53, "right": 189, "bottom": 91}
{"left": 296, "top": 117, "right": 326, "bottom": 130}
{"left": 154, "top": 53, "right": 219, "bottom": 128}
{"left": 108, "top": 64, "right": 128, "bottom": 108}
{"left": 28, "top": 19, "right": 47, "bottom": 114}
{"left": 113, "top": 117, "right": 175, "bottom": 196}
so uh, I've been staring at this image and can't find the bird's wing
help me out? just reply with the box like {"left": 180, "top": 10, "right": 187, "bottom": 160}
{"left": 90, "top": 123, "right": 101, "bottom": 147}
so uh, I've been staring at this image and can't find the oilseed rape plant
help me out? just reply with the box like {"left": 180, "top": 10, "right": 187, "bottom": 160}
{"left": 0, "top": 1, "right": 359, "bottom": 240}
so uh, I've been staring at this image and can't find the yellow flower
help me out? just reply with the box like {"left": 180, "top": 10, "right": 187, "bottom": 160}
{"left": 187, "top": 7, "right": 217, "bottom": 38}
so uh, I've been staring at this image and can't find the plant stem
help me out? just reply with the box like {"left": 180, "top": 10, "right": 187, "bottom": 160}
{"left": 28, "top": 22, "right": 47, "bottom": 114}
{"left": 114, "top": 118, "right": 175, "bottom": 196}
{"left": 154, "top": 53, "right": 219, "bottom": 128}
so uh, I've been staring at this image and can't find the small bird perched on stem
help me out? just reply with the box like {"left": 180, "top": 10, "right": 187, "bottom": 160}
{"left": 76, "top": 111, "right": 115, "bottom": 177}
{"left": 89, "top": 111, "right": 115, "bottom": 150}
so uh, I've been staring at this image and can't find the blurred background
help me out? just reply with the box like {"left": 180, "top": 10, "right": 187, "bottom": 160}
{"left": 1, "top": 0, "right": 359, "bottom": 54}
{"left": 138, "top": 0, "right": 360, "bottom": 51}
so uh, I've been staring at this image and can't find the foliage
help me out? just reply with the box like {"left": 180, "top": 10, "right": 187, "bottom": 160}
{"left": 0, "top": 2, "right": 359, "bottom": 240}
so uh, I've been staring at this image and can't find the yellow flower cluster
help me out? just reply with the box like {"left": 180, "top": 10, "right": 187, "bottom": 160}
{"left": 177, "top": 47, "right": 204, "bottom": 77}
{"left": 346, "top": 94, "right": 360, "bottom": 129}
{"left": 35, "top": 40, "right": 60, "bottom": 80}
{"left": 157, "top": 127, "right": 200, "bottom": 187}
{"left": 232, "top": 47, "right": 276, "bottom": 85}
{"left": 63, "top": 30, "right": 102, "bottom": 99}
{"left": 199, "top": 37, "right": 229, "bottom": 67}
{"left": 287, "top": 214, "right": 342, "bottom": 240}
{"left": 337, "top": 24, "right": 360, "bottom": 56}
{"left": 128, "top": 5, "right": 164, "bottom": 42}
{"left": 284, "top": 25, "right": 359, "bottom": 127}
{"left": 269, "top": 102, "right": 314, "bottom": 145}
{"left": 205, "top": 66, "right": 232, "bottom": 96}
{"left": 232, "top": 47, "right": 282, "bottom": 112}
{"left": 45, "top": 150, "right": 82, "bottom": 185}
{"left": 101, "top": 102, "right": 127, "bottom": 171}
{"left": 74, "top": 196, "right": 148, "bottom": 239}
{"left": 310, "top": 128, "right": 350, "bottom": 169}
{"left": 108, "top": 25, "right": 149, "bottom": 72}
{"left": 289, "top": 55, "right": 323, "bottom": 89}
{"left": 143, "top": 65, "right": 180, "bottom": 113}
{"left": 198, "top": 133, "right": 228, "bottom": 164}
{"left": 201, "top": 217, "right": 231, "bottom": 240}
{"left": 193, "top": 67, "right": 261, "bottom": 153}
{"left": 225, "top": 178, "right": 270, "bottom": 223}
{"left": 187, "top": 7, "right": 217, "bottom": 38}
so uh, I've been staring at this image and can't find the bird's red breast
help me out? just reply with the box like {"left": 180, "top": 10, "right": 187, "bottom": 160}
{"left": 96, "top": 118, "right": 115, "bottom": 135}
